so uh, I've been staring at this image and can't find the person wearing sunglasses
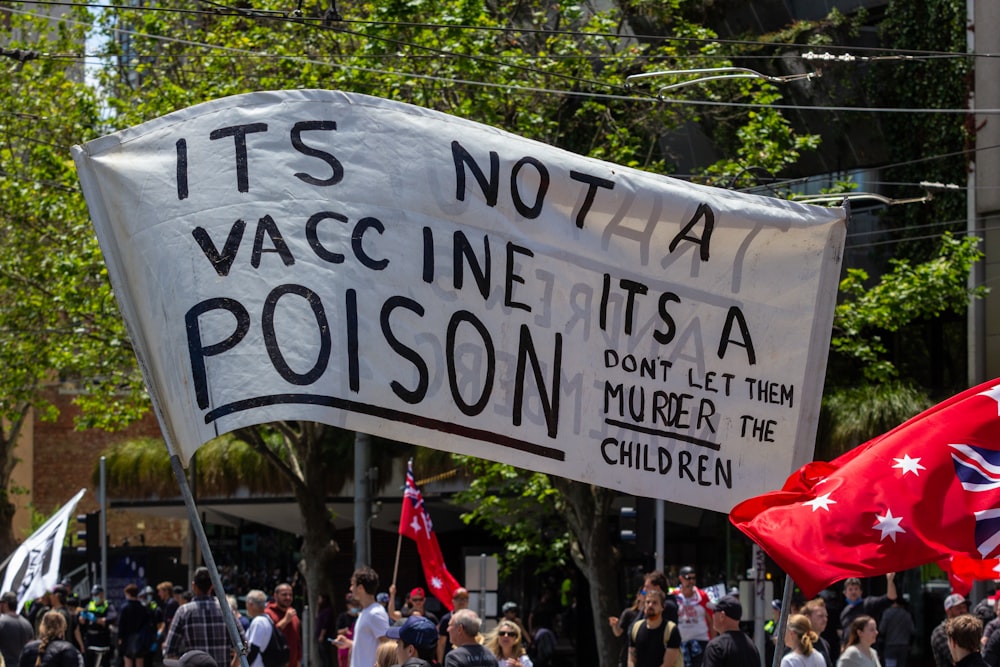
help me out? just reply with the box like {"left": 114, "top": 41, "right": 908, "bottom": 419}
{"left": 388, "top": 587, "right": 439, "bottom": 626}
{"left": 484, "top": 621, "right": 532, "bottom": 667}
{"left": 672, "top": 567, "right": 712, "bottom": 667}
{"left": 406, "top": 589, "right": 437, "bottom": 625}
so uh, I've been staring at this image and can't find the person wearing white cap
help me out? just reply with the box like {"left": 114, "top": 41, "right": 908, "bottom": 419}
{"left": 933, "top": 595, "right": 971, "bottom": 667}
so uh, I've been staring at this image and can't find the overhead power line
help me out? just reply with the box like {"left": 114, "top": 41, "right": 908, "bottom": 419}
{"left": 13, "top": 0, "right": 1000, "bottom": 62}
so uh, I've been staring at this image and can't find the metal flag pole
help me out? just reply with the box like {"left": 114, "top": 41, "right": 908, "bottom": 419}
{"left": 771, "top": 574, "right": 794, "bottom": 667}
{"left": 169, "top": 453, "right": 250, "bottom": 667}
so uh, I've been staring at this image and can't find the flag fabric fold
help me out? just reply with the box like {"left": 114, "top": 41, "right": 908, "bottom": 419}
{"left": 730, "top": 379, "right": 1000, "bottom": 598}
{"left": 399, "top": 460, "right": 461, "bottom": 610}
{"left": 1, "top": 489, "right": 86, "bottom": 611}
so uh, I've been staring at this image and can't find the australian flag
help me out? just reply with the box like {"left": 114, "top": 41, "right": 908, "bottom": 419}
{"left": 952, "top": 443, "right": 1000, "bottom": 557}
{"left": 398, "top": 459, "right": 461, "bottom": 609}
{"left": 731, "top": 378, "right": 1000, "bottom": 598}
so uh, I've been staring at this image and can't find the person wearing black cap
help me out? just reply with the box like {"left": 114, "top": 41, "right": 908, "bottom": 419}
{"left": 388, "top": 615, "right": 439, "bottom": 666}
{"left": 163, "top": 650, "right": 218, "bottom": 667}
{"left": 703, "top": 596, "right": 759, "bottom": 667}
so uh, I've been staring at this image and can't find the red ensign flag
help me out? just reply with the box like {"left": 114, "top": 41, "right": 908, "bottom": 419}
{"left": 731, "top": 379, "right": 1000, "bottom": 598}
{"left": 399, "top": 459, "right": 461, "bottom": 610}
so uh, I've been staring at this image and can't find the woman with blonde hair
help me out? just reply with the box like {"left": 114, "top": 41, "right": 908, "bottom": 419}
{"left": 781, "top": 614, "right": 826, "bottom": 667}
{"left": 374, "top": 640, "right": 397, "bottom": 667}
{"left": 483, "top": 620, "right": 533, "bottom": 667}
{"left": 18, "top": 611, "right": 83, "bottom": 667}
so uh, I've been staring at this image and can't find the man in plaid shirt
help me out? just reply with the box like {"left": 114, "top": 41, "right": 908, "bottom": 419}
{"left": 163, "top": 567, "right": 243, "bottom": 667}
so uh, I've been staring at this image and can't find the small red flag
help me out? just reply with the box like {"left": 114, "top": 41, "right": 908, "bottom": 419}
{"left": 730, "top": 379, "right": 1000, "bottom": 598}
{"left": 399, "top": 459, "right": 462, "bottom": 610}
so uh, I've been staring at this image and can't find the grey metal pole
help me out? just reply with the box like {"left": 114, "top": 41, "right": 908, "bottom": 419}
{"left": 188, "top": 454, "right": 197, "bottom": 587}
{"left": 354, "top": 432, "right": 371, "bottom": 568}
{"left": 302, "top": 604, "right": 311, "bottom": 667}
{"left": 169, "top": 454, "right": 250, "bottom": 667}
{"left": 655, "top": 500, "right": 664, "bottom": 572}
{"left": 478, "top": 554, "right": 487, "bottom": 620}
{"left": 771, "top": 575, "right": 794, "bottom": 667}
{"left": 99, "top": 456, "right": 108, "bottom": 593}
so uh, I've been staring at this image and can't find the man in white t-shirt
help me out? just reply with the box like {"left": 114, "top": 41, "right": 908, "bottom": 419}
{"left": 672, "top": 567, "right": 713, "bottom": 667}
{"left": 333, "top": 567, "right": 389, "bottom": 667}
{"left": 245, "top": 589, "right": 273, "bottom": 667}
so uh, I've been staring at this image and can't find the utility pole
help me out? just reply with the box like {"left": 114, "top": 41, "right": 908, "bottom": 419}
{"left": 354, "top": 432, "right": 371, "bottom": 568}
{"left": 973, "top": 0, "right": 1000, "bottom": 383}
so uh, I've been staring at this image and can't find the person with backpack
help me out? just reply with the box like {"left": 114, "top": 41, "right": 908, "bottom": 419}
{"left": 628, "top": 589, "right": 682, "bottom": 667}
{"left": 264, "top": 585, "right": 300, "bottom": 667}
{"left": 245, "top": 590, "right": 289, "bottom": 667}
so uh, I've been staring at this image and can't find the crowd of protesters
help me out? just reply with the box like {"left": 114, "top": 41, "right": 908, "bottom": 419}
{"left": 0, "top": 561, "right": 574, "bottom": 667}
{"left": 12, "top": 563, "right": 1000, "bottom": 667}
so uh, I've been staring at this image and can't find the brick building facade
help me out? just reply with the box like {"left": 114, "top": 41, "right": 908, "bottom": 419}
{"left": 23, "top": 386, "right": 187, "bottom": 548}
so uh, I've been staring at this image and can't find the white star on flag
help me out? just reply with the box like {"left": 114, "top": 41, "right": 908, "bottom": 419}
{"left": 803, "top": 493, "right": 836, "bottom": 512}
{"left": 873, "top": 509, "right": 906, "bottom": 542}
{"left": 410, "top": 516, "right": 422, "bottom": 534}
{"left": 430, "top": 576, "right": 443, "bottom": 590}
{"left": 979, "top": 383, "right": 1000, "bottom": 416}
{"left": 891, "top": 454, "right": 925, "bottom": 476}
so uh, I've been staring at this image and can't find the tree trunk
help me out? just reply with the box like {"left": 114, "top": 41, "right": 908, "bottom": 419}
{"left": 239, "top": 423, "right": 341, "bottom": 667}
{"left": 550, "top": 478, "right": 621, "bottom": 667}
{"left": 295, "top": 423, "right": 340, "bottom": 667}
{"left": 0, "top": 406, "right": 31, "bottom": 555}
{"left": 0, "top": 487, "right": 16, "bottom": 556}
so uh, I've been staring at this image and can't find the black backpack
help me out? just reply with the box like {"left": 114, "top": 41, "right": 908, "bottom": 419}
{"left": 260, "top": 617, "right": 290, "bottom": 667}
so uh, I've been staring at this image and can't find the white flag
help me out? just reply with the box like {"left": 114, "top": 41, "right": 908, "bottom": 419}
{"left": 2, "top": 488, "right": 86, "bottom": 611}
{"left": 72, "top": 90, "right": 846, "bottom": 513}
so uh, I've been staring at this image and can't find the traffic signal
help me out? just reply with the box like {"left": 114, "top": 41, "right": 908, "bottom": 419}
{"left": 619, "top": 506, "right": 637, "bottom": 542}
{"left": 76, "top": 512, "right": 100, "bottom": 564}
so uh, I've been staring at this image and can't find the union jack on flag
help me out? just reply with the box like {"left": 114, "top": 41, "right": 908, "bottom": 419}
{"left": 951, "top": 443, "right": 1000, "bottom": 557}
{"left": 402, "top": 460, "right": 433, "bottom": 538}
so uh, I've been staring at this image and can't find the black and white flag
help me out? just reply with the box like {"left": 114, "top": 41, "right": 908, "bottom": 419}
{"left": 2, "top": 489, "right": 85, "bottom": 611}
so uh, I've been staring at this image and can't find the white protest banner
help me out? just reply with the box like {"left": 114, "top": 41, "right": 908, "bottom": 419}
{"left": 2, "top": 488, "right": 86, "bottom": 611}
{"left": 72, "top": 90, "right": 846, "bottom": 513}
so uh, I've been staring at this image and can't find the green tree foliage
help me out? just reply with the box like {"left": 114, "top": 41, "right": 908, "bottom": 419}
{"left": 0, "top": 4, "right": 141, "bottom": 553}
{"left": 817, "top": 382, "right": 932, "bottom": 458}
{"left": 866, "top": 0, "right": 969, "bottom": 257}
{"left": 453, "top": 456, "right": 571, "bottom": 576}
{"left": 830, "top": 232, "right": 985, "bottom": 382}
